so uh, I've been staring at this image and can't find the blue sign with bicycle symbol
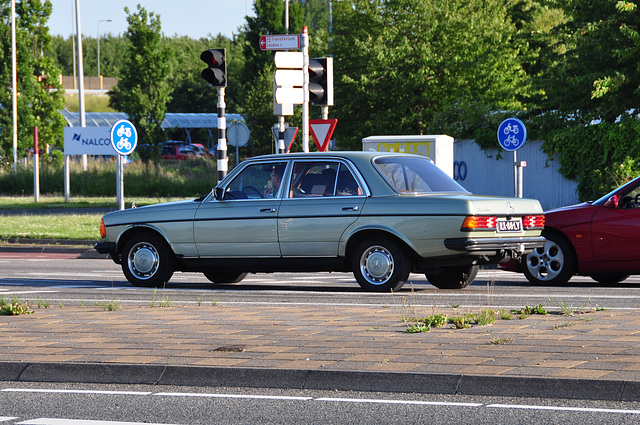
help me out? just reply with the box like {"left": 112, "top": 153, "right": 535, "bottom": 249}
{"left": 497, "top": 118, "right": 526, "bottom": 151}
{"left": 110, "top": 119, "right": 138, "bottom": 156}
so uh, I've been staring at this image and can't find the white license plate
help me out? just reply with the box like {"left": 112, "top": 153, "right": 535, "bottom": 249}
{"left": 497, "top": 219, "right": 522, "bottom": 233}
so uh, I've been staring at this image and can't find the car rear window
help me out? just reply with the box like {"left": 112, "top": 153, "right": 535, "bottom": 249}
{"left": 373, "top": 156, "right": 467, "bottom": 193}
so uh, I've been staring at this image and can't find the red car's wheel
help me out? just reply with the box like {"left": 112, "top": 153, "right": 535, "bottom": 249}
{"left": 523, "top": 230, "right": 576, "bottom": 285}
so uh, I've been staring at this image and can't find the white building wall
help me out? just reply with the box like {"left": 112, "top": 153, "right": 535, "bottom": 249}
{"left": 453, "top": 139, "right": 580, "bottom": 211}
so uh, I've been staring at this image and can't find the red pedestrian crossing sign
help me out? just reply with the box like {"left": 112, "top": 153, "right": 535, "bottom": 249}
{"left": 309, "top": 119, "right": 338, "bottom": 152}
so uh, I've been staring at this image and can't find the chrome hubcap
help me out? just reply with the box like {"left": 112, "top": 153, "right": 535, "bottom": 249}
{"left": 360, "top": 245, "right": 394, "bottom": 285}
{"left": 128, "top": 242, "right": 159, "bottom": 280}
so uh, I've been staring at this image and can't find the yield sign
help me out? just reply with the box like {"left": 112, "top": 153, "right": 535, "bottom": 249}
{"left": 272, "top": 126, "right": 299, "bottom": 153}
{"left": 309, "top": 119, "right": 338, "bottom": 152}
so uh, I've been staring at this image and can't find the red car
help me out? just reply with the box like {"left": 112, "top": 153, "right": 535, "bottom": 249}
{"left": 503, "top": 176, "right": 640, "bottom": 285}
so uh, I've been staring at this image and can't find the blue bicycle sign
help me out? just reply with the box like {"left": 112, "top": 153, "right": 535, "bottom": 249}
{"left": 110, "top": 119, "right": 138, "bottom": 156}
{"left": 497, "top": 118, "right": 527, "bottom": 151}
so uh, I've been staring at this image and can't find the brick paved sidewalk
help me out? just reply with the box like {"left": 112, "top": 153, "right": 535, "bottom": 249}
{"left": 1, "top": 301, "right": 639, "bottom": 400}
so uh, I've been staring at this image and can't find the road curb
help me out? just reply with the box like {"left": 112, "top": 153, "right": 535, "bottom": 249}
{"left": 1, "top": 362, "right": 639, "bottom": 401}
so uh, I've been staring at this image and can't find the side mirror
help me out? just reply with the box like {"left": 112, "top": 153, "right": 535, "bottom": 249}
{"left": 214, "top": 187, "right": 225, "bottom": 201}
{"left": 603, "top": 194, "right": 620, "bottom": 209}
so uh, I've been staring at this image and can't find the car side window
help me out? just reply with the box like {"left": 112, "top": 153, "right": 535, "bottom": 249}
{"left": 288, "top": 162, "right": 362, "bottom": 198}
{"left": 619, "top": 185, "right": 640, "bottom": 209}
{"left": 223, "top": 162, "right": 287, "bottom": 200}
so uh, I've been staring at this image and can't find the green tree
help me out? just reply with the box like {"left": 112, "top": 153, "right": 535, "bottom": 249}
{"left": 539, "top": 0, "right": 640, "bottom": 200}
{"left": 239, "top": 0, "right": 306, "bottom": 155}
{"left": 109, "top": 5, "right": 172, "bottom": 162}
{"left": 332, "top": 0, "right": 532, "bottom": 150}
{"left": 0, "top": 0, "right": 64, "bottom": 161}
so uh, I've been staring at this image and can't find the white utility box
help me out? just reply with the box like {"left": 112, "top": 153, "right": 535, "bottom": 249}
{"left": 362, "top": 135, "right": 454, "bottom": 178}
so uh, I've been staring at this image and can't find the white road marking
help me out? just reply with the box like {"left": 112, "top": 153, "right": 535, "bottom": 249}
{"left": 487, "top": 403, "right": 640, "bottom": 415}
{"left": 154, "top": 392, "right": 312, "bottom": 401}
{"left": 17, "top": 420, "right": 179, "bottom": 425}
{"left": 315, "top": 397, "right": 482, "bottom": 407}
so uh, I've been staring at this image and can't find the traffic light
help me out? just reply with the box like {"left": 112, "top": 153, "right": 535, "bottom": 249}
{"left": 200, "top": 48, "right": 227, "bottom": 87}
{"left": 308, "top": 57, "right": 333, "bottom": 106}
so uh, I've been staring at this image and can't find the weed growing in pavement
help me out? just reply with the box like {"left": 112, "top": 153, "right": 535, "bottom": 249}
{"left": 0, "top": 296, "right": 33, "bottom": 315}
{"left": 150, "top": 288, "right": 173, "bottom": 308}
{"left": 499, "top": 309, "right": 513, "bottom": 320}
{"left": 475, "top": 309, "right": 497, "bottom": 326}
{"left": 424, "top": 313, "right": 448, "bottom": 328}
{"left": 35, "top": 299, "right": 50, "bottom": 309}
{"left": 211, "top": 298, "right": 219, "bottom": 307}
{"left": 449, "top": 315, "right": 472, "bottom": 329}
{"left": 512, "top": 304, "right": 548, "bottom": 317}
{"left": 491, "top": 336, "right": 512, "bottom": 345}
{"left": 553, "top": 322, "right": 576, "bottom": 330}
{"left": 96, "top": 299, "right": 122, "bottom": 311}
{"left": 405, "top": 322, "right": 431, "bottom": 333}
{"left": 58, "top": 301, "right": 64, "bottom": 309}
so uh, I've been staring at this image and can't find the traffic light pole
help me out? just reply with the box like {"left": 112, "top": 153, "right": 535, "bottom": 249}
{"left": 278, "top": 116, "right": 286, "bottom": 154}
{"left": 302, "top": 27, "right": 310, "bottom": 152}
{"left": 217, "top": 87, "right": 228, "bottom": 182}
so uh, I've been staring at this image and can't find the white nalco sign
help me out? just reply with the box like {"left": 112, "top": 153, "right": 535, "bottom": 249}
{"left": 64, "top": 127, "right": 115, "bottom": 155}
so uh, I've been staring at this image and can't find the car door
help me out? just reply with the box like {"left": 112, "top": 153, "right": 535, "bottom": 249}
{"left": 193, "top": 161, "right": 287, "bottom": 258}
{"left": 278, "top": 161, "right": 366, "bottom": 257}
{"left": 591, "top": 192, "right": 640, "bottom": 263}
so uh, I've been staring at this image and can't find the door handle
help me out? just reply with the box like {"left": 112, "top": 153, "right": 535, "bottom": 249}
{"left": 341, "top": 206, "right": 359, "bottom": 211}
{"left": 260, "top": 208, "right": 276, "bottom": 213}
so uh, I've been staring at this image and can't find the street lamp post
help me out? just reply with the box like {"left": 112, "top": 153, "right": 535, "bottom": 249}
{"left": 97, "top": 19, "right": 112, "bottom": 80}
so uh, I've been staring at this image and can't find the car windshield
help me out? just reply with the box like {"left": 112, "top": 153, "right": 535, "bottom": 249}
{"left": 373, "top": 156, "right": 467, "bottom": 194}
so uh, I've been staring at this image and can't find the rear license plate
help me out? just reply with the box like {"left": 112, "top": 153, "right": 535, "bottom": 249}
{"left": 497, "top": 219, "right": 522, "bottom": 233}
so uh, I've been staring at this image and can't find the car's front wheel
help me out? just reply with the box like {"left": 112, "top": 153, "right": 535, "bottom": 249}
{"left": 121, "top": 232, "right": 175, "bottom": 287}
{"left": 203, "top": 271, "right": 248, "bottom": 284}
{"left": 352, "top": 237, "right": 410, "bottom": 292}
{"left": 426, "top": 265, "right": 478, "bottom": 289}
{"left": 523, "top": 230, "right": 576, "bottom": 285}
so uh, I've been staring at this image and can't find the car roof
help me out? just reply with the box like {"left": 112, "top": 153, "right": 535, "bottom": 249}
{"left": 249, "top": 150, "right": 420, "bottom": 162}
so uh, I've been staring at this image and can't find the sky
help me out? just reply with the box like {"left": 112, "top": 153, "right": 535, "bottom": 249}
{"left": 47, "top": 0, "right": 255, "bottom": 39}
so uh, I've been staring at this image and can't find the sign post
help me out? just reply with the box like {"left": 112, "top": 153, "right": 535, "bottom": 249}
{"left": 497, "top": 117, "right": 527, "bottom": 198}
{"left": 110, "top": 119, "right": 137, "bottom": 210}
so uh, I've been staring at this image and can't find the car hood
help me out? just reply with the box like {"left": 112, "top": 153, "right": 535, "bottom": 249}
{"left": 102, "top": 199, "right": 203, "bottom": 226}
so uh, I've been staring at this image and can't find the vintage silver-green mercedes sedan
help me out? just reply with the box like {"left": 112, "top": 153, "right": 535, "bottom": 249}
{"left": 95, "top": 151, "right": 545, "bottom": 291}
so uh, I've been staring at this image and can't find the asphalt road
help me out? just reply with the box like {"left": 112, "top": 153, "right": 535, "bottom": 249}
{"left": 1, "top": 382, "right": 640, "bottom": 424}
{"left": 1, "top": 257, "right": 640, "bottom": 311}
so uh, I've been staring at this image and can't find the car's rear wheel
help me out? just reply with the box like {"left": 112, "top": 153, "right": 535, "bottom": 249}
{"left": 121, "top": 232, "right": 175, "bottom": 287}
{"left": 523, "top": 230, "right": 576, "bottom": 285}
{"left": 203, "top": 271, "right": 248, "bottom": 284}
{"left": 426, "top": 265, "right": 478, "bottom": 289}
{"left": 588, "top": 273, "right": 630, "bottom": 284}
{"left": 352, "top": 237, "right": 410, "bottom": 292}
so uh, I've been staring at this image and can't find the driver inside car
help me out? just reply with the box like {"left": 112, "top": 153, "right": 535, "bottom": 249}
{"left": 264, "top": 164, "right": 285, "bottom": 198}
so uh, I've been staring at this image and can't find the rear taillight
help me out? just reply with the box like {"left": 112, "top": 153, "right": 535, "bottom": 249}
{"left": 99, "top": 218, "right": 106, "bottom": 238}
{"left": 523, "top": 214, "right": 545, "bottom": 229}
{"left": 461, "top": 216, "right": 497, "bottom": 231}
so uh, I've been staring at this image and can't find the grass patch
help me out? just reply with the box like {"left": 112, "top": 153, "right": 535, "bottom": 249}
{"left": 0, "top": 196, "right": 188, "bottom": 241}
{"left": 0, "top": 213, "right": 103, "bottom": 240}
{"left": 0, "top": 159, "right": 218, "bottom": 198}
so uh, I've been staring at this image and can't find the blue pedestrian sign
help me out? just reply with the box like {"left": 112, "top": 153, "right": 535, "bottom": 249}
{"left": 497, "top": 117, "right": 527, "bottom": 151}
{"left": 110, "top": 119, "right": 138, "bottom": 156}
